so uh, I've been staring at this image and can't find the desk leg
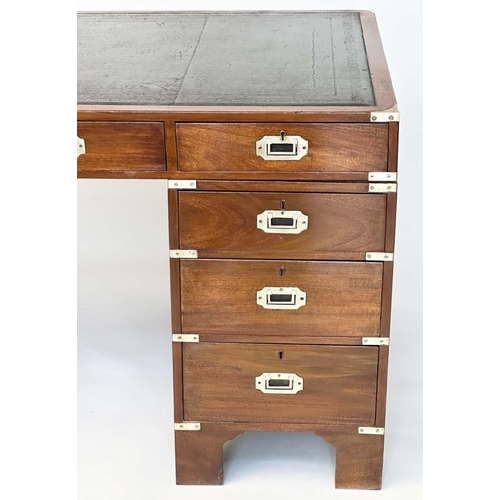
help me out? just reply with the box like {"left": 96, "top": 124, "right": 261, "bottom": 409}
{"left": 175, "top": 426, "right": 242, "bottom": 485}
{"left": 317, "top": 431, "right": 384, "bottom": 490}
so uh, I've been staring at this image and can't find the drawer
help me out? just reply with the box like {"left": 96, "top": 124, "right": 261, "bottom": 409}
{"left": 180, "top": 260, "right": 382, "bottom": 336}
{"left": 77, "top": 122, "right": 166, "bottom": 172}
{"left": 183, "top": 343, "right": 378, "bottom": 425}
{"left": 176, "top": 123, "right": 388, "bottom": 173}
{"left": 179, "top": 191, "right": 386, "bottom": 254}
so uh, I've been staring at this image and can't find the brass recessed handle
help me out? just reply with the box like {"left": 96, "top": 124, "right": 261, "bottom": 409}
{"left": 256, "top": 134, "right": 308, "bottom": 160}
{"left": 255, "top": 373, "right": 304, "bottom": 394}
{"left": 257, "top": 210, "right": 308, "bottom": 234}
{"left": 256, "top": 287, "right": 306, "bottom": 310}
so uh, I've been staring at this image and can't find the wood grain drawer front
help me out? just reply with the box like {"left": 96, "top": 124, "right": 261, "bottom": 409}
{"left": 183, "top": 343, "right": 378, "bottom": 425}
{"left": 176, "top": 123, "right": 388, "bottom": 173}
{"left": 179, "top": 192, "right": 386, "bottom": 254}
{"left": 77, "top": 122, "right": 166, "bottom": 172}
{"left": 180, "top": 260, "right": 382, "bottom": 336}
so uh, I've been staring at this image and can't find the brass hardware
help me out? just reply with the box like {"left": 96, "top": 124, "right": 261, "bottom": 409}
{"left": 370, "top": 105, "right": 400, "bottom": 123}
{"left": 77, "top": 136, "right": 86, "bottom": 158}
{"left": 257, "top": 209, "right": 308, "bottom": 234}
{"left": 174, "top": 422, "right": 201, "bottom": 431}
{"left": 167, "top": 180, "right": 197, "bottom": 189}
{"left": 369, "top": 183, "right": 397, "bottom": 193}
{"left": 255, "top": 372, "right": 304, "bottom": 394}
{"left": 362, "top": 337, "right": 389, "bottom": 346}
{"left": 172, "top": 334, "right": 199, "bottom": 343}
{"left": 257, "top": 287, "right": 306, "bottom": 310}
{"left": 358, "top": 427, "right": 385, "bottom": 435}
{"left": 368, "top": 172, "right": 397, "bottom": 182}
{"left": 256, "top": 134, "right": 308, "bottom": 160}
{"left": 169, "top": 249, "right": 198, "bottom": 259}
{"left": 365, "top": 252, "right": 394, "bottom": 262}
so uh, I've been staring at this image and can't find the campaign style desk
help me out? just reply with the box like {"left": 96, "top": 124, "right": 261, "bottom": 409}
{"left": 77, "top": 11, "right": 399, "bottom": 490}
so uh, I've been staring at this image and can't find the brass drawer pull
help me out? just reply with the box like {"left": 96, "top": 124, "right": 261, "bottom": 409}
{"left": 256, "top": 132, "right": 308, "bottom": 160}
{"left": 257, "top": 210, "right": 308, "bottom": 234}
{"left": 256, "top": 286, "right": 306, "bottom": 310}
{"left": 255, "top": 372, "right": 304, "bottom": 394}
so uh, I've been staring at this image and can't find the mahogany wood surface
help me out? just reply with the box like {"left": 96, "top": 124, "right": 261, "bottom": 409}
{"left": 195, "top": 250, "right": 370, "bottom": 262}
{"left": 168, "top": 189, "right": 183, "bottom": 422}
{"left": 194, "top": 180, "right": 375, "bottom": 192}
{"left": 183, "top": 343, "right": 378, "bottom": 425}
{"left": 178, "top": 192, "right": 386, "bottom": 254}
{"left": 165, "top": 121, "right": 178, "bottom": 172}
{"left": 375, "top": 346, "right": 390, "bottom": 427}
{"left": 77, "top": 108, "right": 381, "bottom": 123}
{"left": 375, "top": 121, "right": 400, "bottom": 427}
{"left": 198, "top": 335, "right": 364, "bottom": 345}
{"left": 77, "top": 121, "right": 166, "bottom": 172}
{"left": 177, "top": 123, "right": 388, "bottom": 173}
{"left": 180, "top": 260, "right": 383, "bottom": 336}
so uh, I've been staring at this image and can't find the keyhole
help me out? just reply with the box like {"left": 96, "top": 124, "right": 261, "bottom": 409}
{"left": 278, "top": 350, "right": 284, "bottom": 360}
{"left": 280, "top": 130, "right": 286, "bottom": 141}
{"left": 279, "top": 267, "right": 286, "bottom": 277}
{"left": 280, "top": 199, "right": 286, "bottom": 210}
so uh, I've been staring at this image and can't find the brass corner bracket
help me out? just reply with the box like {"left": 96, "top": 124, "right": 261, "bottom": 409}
{"left": 370, "top": 105, "right": 400, "bottom": 123}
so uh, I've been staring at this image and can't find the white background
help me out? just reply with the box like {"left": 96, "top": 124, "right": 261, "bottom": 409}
{"left": 76, "top": 2, "right": 422, "bottom": 499}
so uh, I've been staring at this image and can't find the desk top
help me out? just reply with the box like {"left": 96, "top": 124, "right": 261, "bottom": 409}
{"left": 77, "top": 11, "right": 395, "bottom": 109}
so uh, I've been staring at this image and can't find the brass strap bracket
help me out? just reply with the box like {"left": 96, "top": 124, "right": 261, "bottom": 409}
{"left": 366, "top": 252, "right": 393, "bottom": 262}
{"left": 168, "top": 180, "right": 197, "bottom": 190}
{"left": 169, "top": 250, "right": 198, "bottom": 259}
{"left": 368, "top": 172, "right": 397, "bottom": 182}
{"left": 370, "top": 105, "right": 400, "bottom": 123}
{"left": 362, "top": 337, "right": 389, "bottom": 346}
{"left": 174, "top": 422, "right": 201, "bottom": 431}
{"left": 77, "top": 136, "right": 86, "bottom": 158}
{"left": 358, "top": 426, "right": 385, "bottom": 435}
{"left": 368, "top": 171, "right": 397, "bottom": 193}
{"left": 368, "top": 183, "right": 397, "bottom": 193}
{"left": 172, "top": 334, "right": 199, "bottom": 343}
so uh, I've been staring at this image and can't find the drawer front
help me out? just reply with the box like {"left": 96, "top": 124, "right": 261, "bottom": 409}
{"left": 183, "top": 343, "right": 378, "bottom": 425}
{"left": 180, "top": 260, "right": 382, "bottom": 336}
{"left": 176, "top": 123, "right": 388, "bottom": 173}
{"left": 179, "top": 192, "right": 386, "bottom": 253}
{"left": 77, "top": 122, "right": 166, "bottom": 172}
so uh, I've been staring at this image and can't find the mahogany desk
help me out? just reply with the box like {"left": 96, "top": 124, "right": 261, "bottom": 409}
{"left": 77, "top": 11, "right": 399, "bottom": 489}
